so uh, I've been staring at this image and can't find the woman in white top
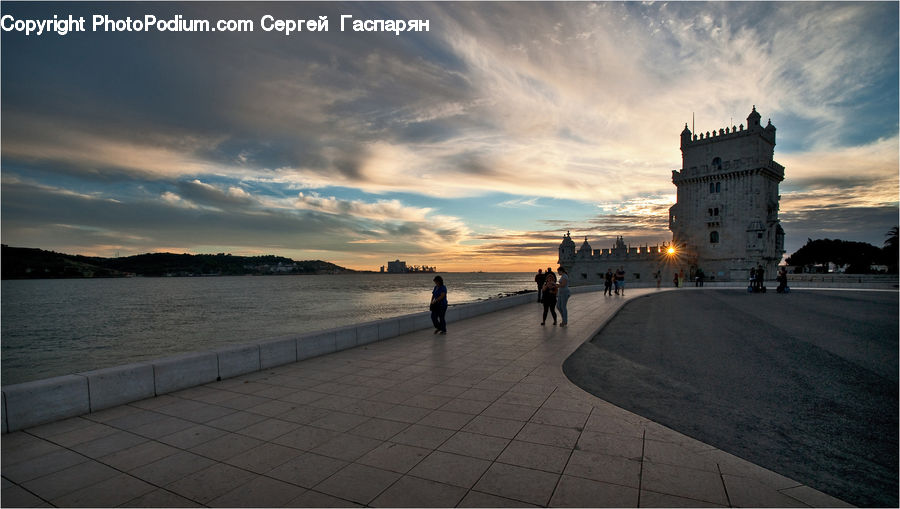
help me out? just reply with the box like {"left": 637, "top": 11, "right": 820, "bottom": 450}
{"left": 556, "top": 266, "right": 571, "bottom": 327}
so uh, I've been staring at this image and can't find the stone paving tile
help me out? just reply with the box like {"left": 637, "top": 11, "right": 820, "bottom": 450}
{"left": 1, "top": 447, "right": 89, "bottom": 483}
{"left": 208, "top": 474, "right": 307, "bottom": 507}
{"left": 278, "top": 405, "right": 334, "bottom": 424}
{"left": 1, "top": 434, "right": 62, "bottom": 469}
{"left": 165, "top": 463, "right": 258, "bottom": 505}
{"left": 370, "top": 474, "right": 468, "bottom": 508}
{"left": 70, "top": 429, "right": 148, "bottom": 459}
{"left": 97, "top": 440, "right": 180, "bottom": 472}
{"left": 640, "top": 461, "right": 729, "bottom": 506}
{"left": 549, "top": 474, "right": 640, "bottom": 507}
{"left": 458, "top": 490, "right": 541, "bottom": 507}
{"left": 123, "top": 487, "right": 204, "bottom": 507}
{"left": 390, "top": 424, "right": 455, "bottom": 449}
{"left": 530, "top": 406, "right": 590, "bottom": 429}
{"left": 356, "top": 441, "right": 430, "bottom": 473}
{"left": 462, "top": 414, "right": 527, "bottom": 439}
{"left": 496, "top": 439, "right": 572, "bottom": 474}
{"left": 439, "top": 397, "right": 492, "bottom": 415}
{"left": 206, "top": 409, "right": 270, "bottom": 432}
{"left": 313, "top": 463, "right": 402, "bottom": 505}
{"left": 416, "top": 409, "right": 476, "bottom": 430}
{"left": 438, "top": 431, "right": 510, "bottom": 461}
{"left": 310, "top": 432, "right": 383, "bottom": 461}
{"left": 408, "top": 450, "right": 492, "bottom": 488}
{"left": 25, "top": 416, "right": 96, "bottom": 439}
{"left": 515, "top": 421, "right": 581, "bottom": 449}
{"left": 643, "top": 438, "right": 720, "bottom": 472}
{"left": 564, "top": 449, "right": 642, "bottom": 488}
{"left": 129, "top": 415, "right": 196, "bottom": 439}
{"left": 20, "top": 460, "right": 120, "bottom": 501}
{"left": 700, "top": 448, "right": 801, "bottom": 490}
{"left": 1, "top": 484, "right": 52, "bottom": 508}
{"left": 271, "top": 424, "right": 341, "bottom": 451}
{"left": 225, "top": 442, "right": 304, "bottom": 473}
{"left": 158, "top": 424, "right": 228, "bottom": 449}
{"left": 51, "top": 472, "right": 156, "bottom": 508}
{"left": 577, "top": 430, "right": 644, "bottom": 460}
{"left": 638, "top": 490, "right": 725, "bottom": 507}
{"left": 482, "top": 402, "right": 540, "bottom": 421}
{"left": 473, "top": 462, "right": 560, "bottom": 507}
{"left": 217, "top": 393, "right": 270, "bottom": 411}
{"left": 40, "top": 422, "right": 118, "bottom": 448}
{"left": 286, "top": 490, "right": 363, "bottom": 507}
{"left": 267, "top": 452, "right": 349, "bottom": 488}
{"left": 129, "top": 451, "right": 217, "bottom": 486}
{"left": 235, "top": 417, "right": 302, "bottom": 441}
{"left": 348, "top": 417, "right": 410, "bottom": 440}
{"left": 308, "top": 411, "right": 371, "bottom": 432}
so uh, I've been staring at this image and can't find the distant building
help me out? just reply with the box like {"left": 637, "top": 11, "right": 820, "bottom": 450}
{"left": 560, "top": 106, "right": 786, "bottom": 283}
{"left": 387, "top": 260, "right": 408, "bottom": 273}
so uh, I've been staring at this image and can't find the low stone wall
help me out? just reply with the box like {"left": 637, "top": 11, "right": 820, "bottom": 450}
{"left": 3, "top": 288, "right": 604, "bottom": 433}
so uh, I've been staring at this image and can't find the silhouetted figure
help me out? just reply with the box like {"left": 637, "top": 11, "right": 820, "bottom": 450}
{"left": 430, "top": 276, "right": 448, "bottom": 334}
{"left": 604, "top": 268, "right": 614, "bottom": 296}
{"left": 534, "top": 269, "right": 546, "bottom": 303}
{"left": 615, "top": 266, "right": 626, "bottom": 296}
{"left": 541, "top": 269, "right": 558, "bottom": 325}
{"left": 556, "top": 266, "right": 571, "bottom": 327}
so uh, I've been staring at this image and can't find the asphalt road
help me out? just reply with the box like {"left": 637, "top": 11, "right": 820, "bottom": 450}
{"left": 563, "top": 289, "right": 898, "bottom": 507}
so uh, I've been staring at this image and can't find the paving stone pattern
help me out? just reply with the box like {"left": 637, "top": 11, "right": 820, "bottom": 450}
{"left": 1, "top": 289, "right": 852, "bottom": 507}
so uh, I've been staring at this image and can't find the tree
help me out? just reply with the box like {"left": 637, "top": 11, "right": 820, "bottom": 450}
{"left": 785, "top": 238, "right": 884, "bottom": 274}
{"left": 884, "top": 226, "right": 898, "bottom": 273}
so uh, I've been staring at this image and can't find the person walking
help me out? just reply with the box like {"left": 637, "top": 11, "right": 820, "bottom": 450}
{"left": 654, "top": 269, "right": 661, "bottom": 289}
{"left": 615, "top": 266, "right": 626, "bottom": 296}
{"left": 556, "top": 266, "right": 571, "bottom": 327}
{"left": 541, "top": 268, "right": 558, "bottom": 326}
{"left": 678, "top": 269, "right": 685, "bottom": 288}
{"left": 604, "top": 268, "right": 614, "bottom": 296}
{"left": 430, "top": 276, "right": 448, "bottom": 334}
{"left": 534, "top": 269, "right": 546, "bottom": 303}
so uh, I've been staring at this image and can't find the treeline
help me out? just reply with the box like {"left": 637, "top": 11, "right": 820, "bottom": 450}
{"left": 1, "top": 245, "right": 357, "bottom": 279}
{"left": 786, "top": 228, "right": 898, "bottom": 274}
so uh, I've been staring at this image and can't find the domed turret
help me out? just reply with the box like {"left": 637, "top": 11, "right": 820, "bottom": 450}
{"left": 577, "top": 236, "right": 593, "bottom": 259}
{"left": 680, "top": 123, "right": 692, "bottom": 148}
{"left": 747, "top": 105, "right": 762, "bottom": 130}
{"left": 558, "top": 231, "right": 576, "bottom": 264}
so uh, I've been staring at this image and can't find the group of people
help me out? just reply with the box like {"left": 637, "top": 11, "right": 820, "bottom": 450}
{"left": 600, "top": 267, "right": 627, "bottom": 296}
{"left": 533, "top": 267, "right": 571, "bottom": 326}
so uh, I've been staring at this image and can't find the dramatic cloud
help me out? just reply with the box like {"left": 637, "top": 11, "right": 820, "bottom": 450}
{"left": 2, "top": 1, "right": 896, "bottom": 270}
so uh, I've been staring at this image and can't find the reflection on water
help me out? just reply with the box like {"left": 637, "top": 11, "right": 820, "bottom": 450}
{"left": 1, "top": 272, "right": 533, "bottom": 384}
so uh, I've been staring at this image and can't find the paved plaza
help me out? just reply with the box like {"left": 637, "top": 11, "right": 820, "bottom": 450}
{"left": 2, "top": 288, "right": 853, "bottom": 507}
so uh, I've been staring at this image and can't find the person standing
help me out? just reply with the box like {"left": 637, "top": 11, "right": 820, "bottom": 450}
{"left": 556, "top": 266, "right": 571, "bottom": 327}
{"left": 534, "top": 269, "right": 546, "bottom": 303}
{"left": 541, "top": 268, "right": 558, "bottom": 325}
{"left": 678, "top": 269, "right": 685, "bottom": 288}
{"left": 615, "top": 266, "right": 626, "bottom": 296}
{"left": 604, "top": 268, "right": 614, "bottom": 296}
{"left": 430, "top": 276, "right": 448, "bottom": 334}
{"left": 654, "top": 269, "right": 661, "bottom": 289}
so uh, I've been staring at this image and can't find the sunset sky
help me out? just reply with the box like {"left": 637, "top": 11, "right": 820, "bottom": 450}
{"left": 2, "top": 1, "right": 897, "bottom": 272}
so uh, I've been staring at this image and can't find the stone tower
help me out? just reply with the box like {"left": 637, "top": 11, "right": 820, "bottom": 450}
{"left": 669, "top": 106, "right": 785, "bottom": 280}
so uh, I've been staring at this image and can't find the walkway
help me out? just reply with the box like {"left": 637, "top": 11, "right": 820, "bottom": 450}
{"left": 1, "top": 288, "right": 852, "bottom": 507}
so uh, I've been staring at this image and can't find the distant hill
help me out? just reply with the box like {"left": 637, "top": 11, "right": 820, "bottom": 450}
{"left": 1, "top": 245, "right": 358, "bottom": 279}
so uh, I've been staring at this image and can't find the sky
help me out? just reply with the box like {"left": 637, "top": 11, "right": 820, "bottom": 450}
{"left": 2, "top": 1, "right": 898, "bottom": 272}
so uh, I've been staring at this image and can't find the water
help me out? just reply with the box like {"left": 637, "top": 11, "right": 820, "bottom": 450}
{"left": 1, "top": 273, "right": 535, "bottom": 385}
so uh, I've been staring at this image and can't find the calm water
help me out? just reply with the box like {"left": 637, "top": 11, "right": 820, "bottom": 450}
{"left": 1, "top": 273, "right": 535, "bottom": 385}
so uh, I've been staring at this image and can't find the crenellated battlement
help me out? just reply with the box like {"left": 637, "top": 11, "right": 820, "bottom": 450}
{"left": 680, "top": 105, "right": 776, "bottom": 149}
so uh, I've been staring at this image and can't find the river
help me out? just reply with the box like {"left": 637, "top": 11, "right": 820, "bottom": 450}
{"left": 1, "top": 272, "right": 536, "bottom": 385}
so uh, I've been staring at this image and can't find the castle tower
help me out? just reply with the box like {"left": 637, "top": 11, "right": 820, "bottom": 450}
{"left": 669, "top": 106, "right": 785, "bottom": 280}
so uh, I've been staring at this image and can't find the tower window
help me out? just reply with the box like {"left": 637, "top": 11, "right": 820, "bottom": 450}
{"left": 710, "top": 231, "right": 719, "bottom": 243}
{"left": 714, "top": 207, "right": 719, "bottom": 216}
{"left": 709, "top": 182, "right": 721, "bottom": 193}
{"left": 712, "top": 157, "right": 722, "bottom": 170}
{"left": 715, "top": 182, "right": 721, "bottom": 192}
